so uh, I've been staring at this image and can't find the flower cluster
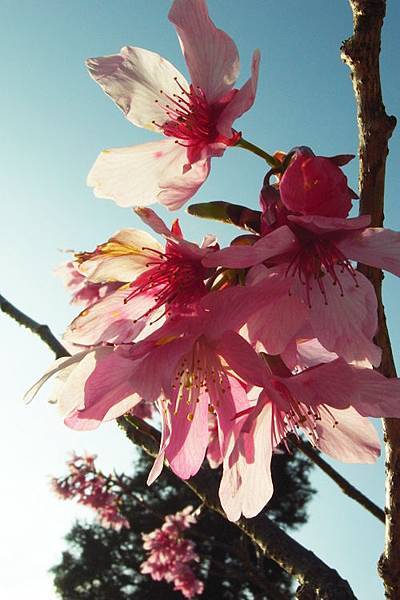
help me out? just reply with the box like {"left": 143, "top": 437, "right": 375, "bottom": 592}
{"left": 29, "top": 0, "right": 400, "bottom": 523}
{"left": 51, "top": 453, "right": 130, "bottom": 530}
{"left": 140, "top": 506, "right": 204, "bottom": 598}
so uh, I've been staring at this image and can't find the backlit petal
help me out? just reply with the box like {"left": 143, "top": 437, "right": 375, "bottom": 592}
{"left": 169, "top": 0, "right": 240, "bottom": 102}
{"left": 87, "top": 46, "right": 188, "bottom": 130}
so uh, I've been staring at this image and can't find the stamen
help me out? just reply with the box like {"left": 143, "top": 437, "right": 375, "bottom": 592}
{"left": 286, "top": 231, "right": 358, "bottom": 307}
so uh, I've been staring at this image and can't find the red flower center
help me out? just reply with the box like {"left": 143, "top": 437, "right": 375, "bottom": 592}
{"left": 285, "top": 228, "right": 358, "bottom": 307}
{"left": 153, "top": 78, "right": 240, "bottom": 153}
{"left": 125, "top": 242, "right": 208, "bottom": 322}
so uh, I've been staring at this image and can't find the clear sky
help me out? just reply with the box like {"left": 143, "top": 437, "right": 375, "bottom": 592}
{"left": 1, "top": 1, "right": 399, "bottom": 598}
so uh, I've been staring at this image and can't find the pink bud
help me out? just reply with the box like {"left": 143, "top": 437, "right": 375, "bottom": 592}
{"left": 279, "top": 147, "right": 356, "bottom": 218}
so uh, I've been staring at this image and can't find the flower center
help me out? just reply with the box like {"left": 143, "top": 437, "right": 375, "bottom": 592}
{"left": 153, "top": 78, "right": 240, "bottom": 150}
{"left": 285, "top": 230, "right": 358, "bottom": 307}
{"left": 271, "top": 379, "right": 339, "bottom": 447}
{"left": 125, "top": 243, "right": 207, "bottom": 321}
{"left": 172, "top": 340, "right": 227, "bottom": 421}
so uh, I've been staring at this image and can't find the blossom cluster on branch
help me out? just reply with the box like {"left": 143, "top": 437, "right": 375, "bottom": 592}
{"left": 51, "top": 453, "right": 130, "bottom": 530}
{"left": 28, "top": 0, "right": 400, "bottom": 526}
{"left": 141, "top": 506, "right": 204, "bottom": 598}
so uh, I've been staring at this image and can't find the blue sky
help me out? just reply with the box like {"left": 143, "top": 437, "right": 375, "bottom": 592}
{"left": 1, "top": 1, "right": 399, "bottom": 598}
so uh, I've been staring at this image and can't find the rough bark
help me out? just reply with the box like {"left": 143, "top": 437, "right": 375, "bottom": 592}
{"left": 341, "top": 1, "right": 398, "bottom": 596}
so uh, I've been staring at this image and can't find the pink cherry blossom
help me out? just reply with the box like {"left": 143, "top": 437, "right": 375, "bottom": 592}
{"left": 51, "top": 453, "right": 130, "bottom": 530}
{"left": 219, "top": 352, "right": 400, "bottom": 521}
{"left": 86, "top": 0, "right": 259, "bottom": 209}
{"left": 204, "top": 209, "right": 400, "bottom": 365}
{"left": 64, "top": 209, "right": 217, "bottom": 346}
{"left": 26, "top": 279, "right": 289, "bottom": 486}
{"left": 141, "top": 506, "right": 204, "bottom": 598}
{"left": 279, "top": 147, "right": 357, "bottom": 218}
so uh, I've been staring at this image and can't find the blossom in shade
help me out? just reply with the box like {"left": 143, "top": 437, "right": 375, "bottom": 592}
{"left": 64, "top": 209, "right": 217, "bottom": 346}
{"left": 279, "top": 147, "right": 357, "bottom": 218}
{"left": 51, "top": 453, "right": 130, "bottom": 530}
{"left": 203, "top": 210, "right": 400, "bottom": 365}
{"left": 141, "top": 506, "right": 204, "bottom": 598}
{"left": 86, "top": 0, "right": 260, "bottom": 209}
{"left": 219, "top": 351, "right": 400, "bottom": 521}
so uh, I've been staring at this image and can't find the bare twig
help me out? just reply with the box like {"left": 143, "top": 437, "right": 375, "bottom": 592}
{"left": 292, "top": 438, "right": 385, "bottom": 523}
{"left": 118, "top": 416, "right": 357, "bottom": 599}
{"left": 0, "top": 292, "right": 68, "bottom": 359}
{"left": 341, "top": 1, "right": 398, "bottom": 596}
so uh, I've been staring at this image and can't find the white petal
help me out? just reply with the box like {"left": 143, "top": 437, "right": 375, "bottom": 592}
{"left": 79, "top": 228, "right": 163, "bottom": 283}
{"left": 88, "top": 140, "right": 182, "bottom": 207}
{"left": 87, "top": 46, "right": 188, "bottom": 130}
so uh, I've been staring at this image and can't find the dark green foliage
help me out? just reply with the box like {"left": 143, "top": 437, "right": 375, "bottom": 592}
{"left": 51, "top": 445, "right": 315, "bottom": 599}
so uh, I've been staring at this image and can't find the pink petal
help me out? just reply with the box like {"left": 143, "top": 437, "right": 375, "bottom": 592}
{"left": 218, "top": 50, "right": 260, "bottom": 137}
{"left": 246, "top": 283, "right": 308, "bottom": 355}
{"left": 216, "top": 330, "right": 265, "bottom": 387}
{"left": 314, "top": 406, "right": 380, "bottom": 463}
{"left": 169, "top": 0, "right": 240, "bottom": 103}
{"left": 134, "top": 207, "right": 173, "bottom": 237}
{"left": 135, "top": 206, "right": 212, "bottom": 261}
{"left": 147, "top": 401, "right": 171, "bottom": 485}
{"left": 337, "top": 227, "right": 400, "bottom": 277}
{"left": 281, "top": 336, "right": 338, "bottom": 371}
{"left": 165, "top": 393, "right": 209, "bottom": 479}
{"left": 88, "top": 140, "right": 208, "bottom": 209}
{"left": 157, "top": 157, "right": 210, "bottom": 210}
{"left": 214, "top": 375, "right": 253, "bottom": 457}
{"left": 279, "top": 358, "right": 357, "bottom": 410}
{"left": 219, "top": 401, "right": 274, "bottom": 521}
{"left": 202, "top": 225, "right": 298, "bottom": 268}
{"left": 200, "top": 275, "right": 291, "bottom": 340}
{"left": 305, "top": 270, "right": 382, "bottom": 366}
{"left": 350, "top": 366, "right": 400, "bottom": 418}
{"left": 64, "top": 287, "right": 153, "bottom": 346}
{"left": 86, "top": 46, "right": 188, "bottom": 130}
{"left": 288, "top": 213, "right": 371, "bottom": 234}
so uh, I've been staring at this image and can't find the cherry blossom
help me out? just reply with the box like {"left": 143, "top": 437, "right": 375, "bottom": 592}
{"left": 51, "top": 453, "right": 130, "bottom": 530}
{"left": 219, "top": 352, "right": 400, "bottom": 521}
{"left": 86, "top": 0, "right": 259, "bottom": 209}
{"left": 141, "top": 506, "right": 204, "bottom": 598}
{"left": 64, "top": 209, "right": 217, "bottom": 346}
{"left": 203, "top": 201, "right": 400, "bottom": 365}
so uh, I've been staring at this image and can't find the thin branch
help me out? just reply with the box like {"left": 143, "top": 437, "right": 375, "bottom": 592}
{"left": 291, "top": 437, "right": 385, "bottom": 523}
{"left": 118, "top": 415, "right": 356, "bottom": 599}
{"left": 341, "top": 1, "right": 398, "bottom": 597}
{"left": 0, "top": 293, "right": 68, "bottom": 359}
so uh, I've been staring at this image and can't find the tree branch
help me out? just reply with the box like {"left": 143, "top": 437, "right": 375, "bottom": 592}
{"left": 341, "top": 1, "right": 398, "bottom": 596}
{"left": 118, "top": 416, "right": 356, "bottom": 599}
{"left": 0, "top": 292, "right": 68, "bottom": 359}
{"left": 292, "top": 438, "right": 384, "bottom": 523}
